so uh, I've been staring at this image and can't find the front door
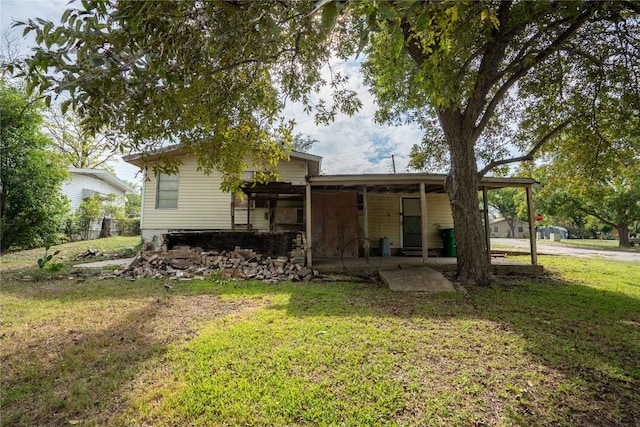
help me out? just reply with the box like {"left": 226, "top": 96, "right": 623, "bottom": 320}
{"left": 402, "top": 198, "right": 421, "bottom": 248}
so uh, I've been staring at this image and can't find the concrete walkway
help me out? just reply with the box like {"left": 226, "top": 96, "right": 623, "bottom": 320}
{"left": 379, "top": 265, "right": 456, "bottom": 293}
{"left": 73, "top": 258, "right": 135, "bottom": 268}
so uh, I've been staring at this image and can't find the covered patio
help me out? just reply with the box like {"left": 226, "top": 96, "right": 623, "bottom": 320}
{"left": 304, "top": 173, "right": 540, "bottom": 273}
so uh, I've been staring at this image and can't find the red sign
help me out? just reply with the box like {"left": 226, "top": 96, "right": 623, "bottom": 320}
{"left": 535, "top": 213, "right": 543, "bottom": 222}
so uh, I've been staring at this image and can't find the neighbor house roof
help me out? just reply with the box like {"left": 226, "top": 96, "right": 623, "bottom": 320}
{"left": 69, "top": 168, "right": 135, "bottom": 194}
{"left": 489, "top": 218, "right": 529, "bottom": 225}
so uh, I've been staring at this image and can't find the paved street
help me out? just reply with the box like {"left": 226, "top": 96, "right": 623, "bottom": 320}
{"left": 491, "top": 238, "right": 640, "bottom": 262}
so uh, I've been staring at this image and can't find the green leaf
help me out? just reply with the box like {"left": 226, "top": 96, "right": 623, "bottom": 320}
{"left": 415, "top": 11, "right": 431, "bottom": 32}
{"left": 390, "top": 25, "right": 404, "bottom": 59}
{"left": 321, "top": 3, "right": 338, "bottom": 33}
{"left": 310, "top": 0, "right": 334, "bottom": 15}
{"left": 61, "top": 99, "right": 71, "bottom": 115}
{"left": 265, "top": 15, "right": 281, "bottom": 37}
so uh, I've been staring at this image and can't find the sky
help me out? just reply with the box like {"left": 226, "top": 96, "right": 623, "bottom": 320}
{"left": 1, "top": 0, "right": 425, "bottom": 183}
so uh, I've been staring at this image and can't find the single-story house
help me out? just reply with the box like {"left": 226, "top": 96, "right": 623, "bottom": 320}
{"left": 62, "top": 168, "right": 134, "bottom": 238}
{"left": 490, "top": 218, "right": 530, "bottom": 238}
{"left": 124, "top": 147, "right": 540, "bottom": 266}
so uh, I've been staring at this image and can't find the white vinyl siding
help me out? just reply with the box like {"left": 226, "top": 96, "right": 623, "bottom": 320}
{"left": 156, "top": 173, "right": 179, "bottom": 209}
{"left": 142, "top": 156, "right": 231, "bottom": 230}
{"left": 61, "top": 172, "right": 128, "bottom": 211}
{"left": 277, "top": 159, "right": 307, "bottom": 185}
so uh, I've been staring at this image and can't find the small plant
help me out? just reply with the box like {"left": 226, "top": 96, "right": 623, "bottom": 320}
{"left": 37, "top": 245, "right": 61, "bottom": 269}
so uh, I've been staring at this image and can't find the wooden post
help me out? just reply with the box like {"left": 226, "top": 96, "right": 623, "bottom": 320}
{"left": 420, "top": 183, "right": 429, "bottom": 263}
{"left": 231, "top": 193, "right": 235, "bottom": 231}
{"left": 482, "top": 187, "right": 491, "bottom": 264}
{"left": 526, "top": 186, "right": 538, "bottom": 265}
{"left": 363, "top": 186, "right": 369, "bottom": 262}
{"left": 246, "top": 192, "right": 251, "bottom": 230}
{"left": 305, "top": 182, "right": 312, "bottom": 266}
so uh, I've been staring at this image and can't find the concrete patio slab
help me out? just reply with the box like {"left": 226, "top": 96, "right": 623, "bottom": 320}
{"left": 379, "top": 265, "right": 456, "bottom": 293}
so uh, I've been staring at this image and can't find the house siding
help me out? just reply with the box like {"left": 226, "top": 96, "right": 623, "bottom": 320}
{"left": 62, "top": 173, "right": 128, "bottom": 211}
{"left": 490, "top": 219, "right": 530, "bottom": 238}
{"left": 142, "top": 156, "right": 231, "bottom": 231}
{"left": 141, "top": 155, "right": 312, "bottom": 238}
{"left": 365, "top": 192, "right": 453, "bottom": 251}
{"left": 277, "top": 159, "right": 307, "bottom": 185}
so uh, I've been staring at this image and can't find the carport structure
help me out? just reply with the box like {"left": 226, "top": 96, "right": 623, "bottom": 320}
{"left": 304, "top": 173, "right": 540, "bottom": 269}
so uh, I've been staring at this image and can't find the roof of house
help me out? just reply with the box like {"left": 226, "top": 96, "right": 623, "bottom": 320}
{"left": 122, "top": 144, "right": 322, "bottom": 170}
{"left": 69, "top": 168, "right": 135, "bottom": 194}
{"left": 489, "top": 218, "right": 529, "bottom": 225}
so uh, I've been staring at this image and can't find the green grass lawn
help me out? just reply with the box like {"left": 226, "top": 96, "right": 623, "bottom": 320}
{"left": 1, "top": 240, "right": 638, "bottom": 426}
{"left": 556, "top": 238, "right": 640, "bottom": 251}
{"left": 0, "top": 236, "right": 141, "bottom": 271}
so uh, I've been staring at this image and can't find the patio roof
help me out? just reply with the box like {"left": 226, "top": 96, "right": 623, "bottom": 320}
{"left": 307, "top": 173, "right": 539, "bottom": 191}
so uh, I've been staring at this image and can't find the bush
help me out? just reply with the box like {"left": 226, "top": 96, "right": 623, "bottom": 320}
{"left": 119, "top": 217, "right": 140, "bottom": 236}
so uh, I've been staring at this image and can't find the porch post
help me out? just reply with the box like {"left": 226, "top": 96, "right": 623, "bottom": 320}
{"left": 482, "top": 187, "right": 491, "bottom": 264}
{"left": 526, "top": 185, "right": 538, "bottom": 265}
{"left": 305, "top": 181, "right": 313, "bottom": 266}
{"left": 420, "top": 182, "right": 429, "bottom": 263}
{"left": 362, "top": 185, "right": 370, "bottom": 264}
{"left": 363, "top": 185, "right": 369, "bottom": 262}
{"left": 231, "top": 193, "right": 235, "bottom": 231}
{"left": 246, "top": 192, "right": 251, "bottom": 230}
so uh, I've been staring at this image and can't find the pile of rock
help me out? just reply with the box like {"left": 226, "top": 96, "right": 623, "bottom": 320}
{"left": 74, "top": 249, "right": 105, "bottom": 260}
{"left": 116, "top": 246, "right": 324, "bottom": 283}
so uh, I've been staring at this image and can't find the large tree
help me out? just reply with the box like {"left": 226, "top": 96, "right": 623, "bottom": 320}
{"left": 0, "top": 82, "right": 69, "bottom": 252}
{"left": 359, "top": 1, "right": 639, "bottom": 283}
{"left": 11, "top": 1, "right": 639, "bottom": 284}
{"left": 43, "top": 108, "right": 121, "bottom": 169}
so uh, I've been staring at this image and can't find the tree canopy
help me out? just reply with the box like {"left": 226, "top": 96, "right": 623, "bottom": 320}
{"left": 11, "top": 0, "right": 640, "bottom": 284}
{"left": 0, "top": 82, "right": 70, "bottom": 252}
{"left": 12, "top": 0, "right": 362, "bottom": 191}
{"left": 43, "top": 108, "right": 121, "bottom": 169}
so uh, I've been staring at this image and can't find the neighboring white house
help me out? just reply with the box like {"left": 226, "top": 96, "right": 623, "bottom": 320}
{"left": 61, "top": 168, "right": 135, "bottom": 238}
{"left": 490, "top": 218, "right": 530, "bottom": 238}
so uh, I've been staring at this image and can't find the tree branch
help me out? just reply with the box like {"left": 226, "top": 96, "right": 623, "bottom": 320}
{"left": 478, "top": 118, "right": 571, "bottom": 177}
{"left": 472, "top": 5, "right": 595, "bottom": 141}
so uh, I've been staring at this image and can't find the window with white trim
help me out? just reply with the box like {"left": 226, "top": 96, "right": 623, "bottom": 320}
{"left": 156, "top": 173, "right": 179, "bottom": 209}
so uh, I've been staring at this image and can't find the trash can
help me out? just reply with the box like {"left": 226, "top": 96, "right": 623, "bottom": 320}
{"left": 440, "top": 228, "right": 457, "bottom": 257}
{"left": 380, "top": 237, "right": 390, "bottom": 257}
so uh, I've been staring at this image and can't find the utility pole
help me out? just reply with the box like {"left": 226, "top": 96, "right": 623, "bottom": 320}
{"left": 391, "top": 154, "right": 396, "bottom": 174}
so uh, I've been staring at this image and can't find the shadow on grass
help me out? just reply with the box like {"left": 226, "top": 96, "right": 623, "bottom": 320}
{"left": 3, "top": 271, "right": 639, "bottom": 426}
{"left": 2, "top": 300, "right": 170, "bottom": 426}
{"left": 212, "top": 277, "right": 640, "bottom": 425}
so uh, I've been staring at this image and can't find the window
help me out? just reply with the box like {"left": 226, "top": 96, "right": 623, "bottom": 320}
{"left": 518, "top": 226, "right": 523, "bottom": 233}
{"left": 156, "top": 173, "right": 179, "bottom": 209}
{"left": 493, "top": 226, "right": 499, "bottom": 232}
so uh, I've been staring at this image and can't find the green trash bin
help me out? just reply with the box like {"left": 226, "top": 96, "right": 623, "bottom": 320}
{"left": 440, "top": 228, "right": 457, "bottom": 257}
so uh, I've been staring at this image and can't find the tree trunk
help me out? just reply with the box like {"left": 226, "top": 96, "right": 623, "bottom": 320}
{"left": 506, "top": 217, "right": 517, "bottom": 238}
{"left": 442, "top": 117, "right": 491, "bottom": 286}
{"left": 99, "top": 217, "right": 112, "bottom": 238}
{"left": 618, "top": 223, "right": 630, "bottom": 247}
